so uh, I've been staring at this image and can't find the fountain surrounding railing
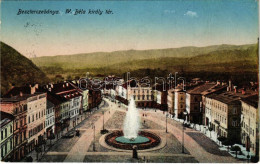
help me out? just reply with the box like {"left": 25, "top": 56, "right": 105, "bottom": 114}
{"left": 123, "top": 96, "right": 140, "bottom": 139}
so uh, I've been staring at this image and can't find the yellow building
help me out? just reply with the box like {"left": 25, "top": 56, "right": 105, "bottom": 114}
{"left": 129, "top": 86, "right": 153, "bottom": 108}
{"left": 167, "top": 89, "right": 175, "bottom": 115}
{"left": 204, "top": 92, "right": 243, "bottom": 142}
{"left": 241, "top": 95, "right": 258, "bottom": 156}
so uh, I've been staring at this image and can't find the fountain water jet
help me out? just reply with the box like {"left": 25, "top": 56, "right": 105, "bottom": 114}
{"left": 123, "top": 96, "right": 140, "bottom": 139}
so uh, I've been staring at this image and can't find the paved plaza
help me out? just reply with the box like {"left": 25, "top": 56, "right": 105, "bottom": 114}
{"left": 39, "top": 98, "right": 243, "bottom": 163}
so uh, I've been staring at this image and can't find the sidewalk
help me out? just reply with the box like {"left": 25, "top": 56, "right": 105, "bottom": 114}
{"left": 142, "top": 110, "right": 240, "bottom": 163}
{"left": 22, "top": 100, "right": 107, "bottom": 162}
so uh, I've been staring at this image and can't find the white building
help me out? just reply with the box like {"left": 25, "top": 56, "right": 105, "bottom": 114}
{"left": 45, "top": 101, "right": 55, "bottom": 138}
{"left": 27, "top": 92, "right": 46, "bottom": 152}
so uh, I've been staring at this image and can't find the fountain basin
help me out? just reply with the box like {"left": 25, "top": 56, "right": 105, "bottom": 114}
{"left": 115, "top": 136, "right": 150, "bottom": 144}
{"left": 105, "top": 130, "right": 161, "bottom": 150}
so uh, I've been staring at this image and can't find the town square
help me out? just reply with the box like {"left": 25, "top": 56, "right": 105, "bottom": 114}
{"left": 0, "top": 0, "right": 259, "bottom": 163}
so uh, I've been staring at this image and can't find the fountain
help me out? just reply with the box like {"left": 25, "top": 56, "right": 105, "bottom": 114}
{"left": 105, "top": 97, "right": 161, "bottom": 150}
{"left": 123, "top": 97, "right": 140, "bottom": 139}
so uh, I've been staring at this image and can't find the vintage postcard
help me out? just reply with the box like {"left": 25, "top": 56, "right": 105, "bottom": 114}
{"left": 0, "top": 0, "right": 259, "bottom": 163}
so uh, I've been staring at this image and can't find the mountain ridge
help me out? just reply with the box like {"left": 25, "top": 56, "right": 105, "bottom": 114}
{"left": 1, "top": 41, "right": 49, "bottom": 95}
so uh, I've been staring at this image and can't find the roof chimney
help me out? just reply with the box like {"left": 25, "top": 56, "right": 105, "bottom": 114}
{"left": 30, "top": 86, "right": 36, "bottom": 94}
{"left": 20, "top": 91, "right": 23, "bottom": 97}
{"left": 234, "top": 86, "right": 237, "bottom": 93}
{"left": 228, "top": 80, "right": 232, "bottom": 91}
{"left": 242, "top": 89, "right": 246, "bottom": 95}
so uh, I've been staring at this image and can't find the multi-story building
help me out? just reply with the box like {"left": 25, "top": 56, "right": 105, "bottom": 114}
{"left": 167, "top": 89, "right": 175, "bottom": 115}
{"left": 186, "top": 82, "right": 223, "bottom": 124}
{"left": 129, "top": 85, "right": 153, "bottom": 108}
{"left": 103, "top": 76, "right": 123, "bottom": 100}
{"left": 1, "top": 96, "right": 28, "bottom": 161}
{"left": 45, "top": 101, "right": 55, "bottom": 138}
{"left": 174, "top": 88, "right": 186, "bottom": 119}
{"left": 3, "top": 84, "right": 47, "bottom": 153}
{"left": 43, "top": 90, "right": 64, "bottom": 136}
{"left": 46, "top": 82, "right": 81, "bottom": 128}
{"left": 26, "top": 92, "right": 46, "bottom": 152}
{"left": 241, "top": 95, "right": 259, "bottom": 157}
{"left": 204, "top": 90, "right": 256, "bottom": 142}
{"left": 117, "top": 83, "right": 128, "bottom": 100}
{"left": 153, "top": 84, "right": 168, "bottom": 111}
{"left": 0, "top": 112, "right": 14, "bottom": 162}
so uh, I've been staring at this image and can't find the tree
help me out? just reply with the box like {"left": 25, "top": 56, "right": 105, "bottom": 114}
{"left": 66, "top": 75, "right": 73, "bottom": 81}
{"left": 48, "top": 133, "right": 55, "bottom": 146}
{"left": 208, "top": 127, "right": 213, "bottom": 138}
{"left": 222, "top": 139, "right": 234, "bottom": 152}
{"left": 217, "top": 136, "right": 227, "bottom": 146}
{"left": 231, "top": 146, "right": 241, "bottom": 158}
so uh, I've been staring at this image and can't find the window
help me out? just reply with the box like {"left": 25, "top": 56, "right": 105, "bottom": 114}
{"left": 232, "top": 118, "right": 238, "bottom": 127}
{"left": 10, "top": 139, "right": 12, "bottom": 149}
{"left": 233, "top": 107, "right": 237, "bottom": 114}
{"left": 36, "top": 113, "right": 38, "bottom": 120}
{"left": 1, "top": 147, "right": 4, "bottom": 157}
{"left": 5, "top": 129, "right": 7, "bottom": 138}
{"left": 32, "top": 115, "right": 34, "bottom": 122}
{"left": 1, "top": 131, "right": 3, "bottom": 140}
{"left": 10, "top": 125, "right": 12, "bottom": 133}
{"left": 24, "top": 131, "right": 26, "bottom": 140}
{"left": 5, "top": 143, "right": 7, "bottom": 156}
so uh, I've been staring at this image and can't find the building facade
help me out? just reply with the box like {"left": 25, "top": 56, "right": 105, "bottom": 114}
{"left": 174, "top": 88, "right": 186, "bottom": 119}
{"left": 27, "top": 93, "right": 46, "bottom": 152}
{"left": 1, "top": 97, "right": 28, "bottom": 161}
{"left": 45, "top": 101, "right": 55, "bottom": 138}
{"left": 0, "top": 112, "right": 14, "bottom": 161}
{"left": 241, "top": 95, "right": 259, "bottom": 157}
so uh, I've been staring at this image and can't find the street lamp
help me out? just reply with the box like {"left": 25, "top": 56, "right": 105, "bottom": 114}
{"left": 182, "top": 111, "right": 187, "bottom": 153}
{"left": 102, "top": 111, "right": 105, "bottom": 130}
{"left": 92, "top": 123, "right": 96, "bottom": 151}
{"left": 166, "top": 112, "right": 168, "bottom": 133}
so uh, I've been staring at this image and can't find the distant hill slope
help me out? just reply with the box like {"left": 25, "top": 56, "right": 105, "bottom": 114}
{"left": 31, "top": 44, "right": 255, "bottom": 69}
{"left": 1, "top": 42, "right": 49, "bottom": 95}
{"left": 104, "top": 44, "right": 258, "bottom": 73}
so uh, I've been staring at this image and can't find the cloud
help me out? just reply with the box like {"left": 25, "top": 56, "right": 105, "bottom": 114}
{"left": 184, "top": 11, "right": 198, "bottom": 17}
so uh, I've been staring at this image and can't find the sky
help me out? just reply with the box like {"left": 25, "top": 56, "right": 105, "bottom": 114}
{"left": 1, "top": 0, "right": 259, "bottom": 57}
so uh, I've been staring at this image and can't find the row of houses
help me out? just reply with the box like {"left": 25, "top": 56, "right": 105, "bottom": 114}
{"left": 104, "top": 76, "right": 258, "bottom": 157}
{"left": 168, "top": 80, "right": 258, "bottom": 157}
{"left": 0, "top": 81, "right": 101, "bottom": 161}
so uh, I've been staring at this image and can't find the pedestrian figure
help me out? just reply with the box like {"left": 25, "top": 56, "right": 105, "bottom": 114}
{"left": 144, "top": 120, "right": 146, "bottom": 124}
